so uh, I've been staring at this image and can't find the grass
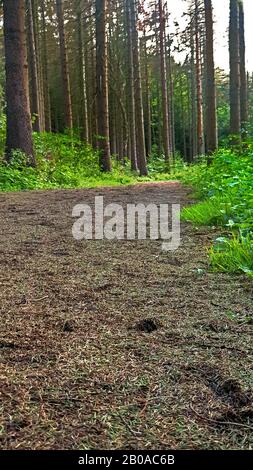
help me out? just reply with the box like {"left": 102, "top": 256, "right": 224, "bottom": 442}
{"left": 0, "top": 132, "right": 174, "bottom": 192}
{"left": 182, "top": 197, "right": 234, "bottom": 226}
{"left": 176, "top": 144, "right": 253, "bottom": 277}
{"left": 210, "top": 233, "right": 253, "bottom": 276}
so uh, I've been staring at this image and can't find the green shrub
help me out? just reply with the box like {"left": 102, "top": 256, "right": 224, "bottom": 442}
{"left": 0, "top": 132, "right": 155, "bottom": 191}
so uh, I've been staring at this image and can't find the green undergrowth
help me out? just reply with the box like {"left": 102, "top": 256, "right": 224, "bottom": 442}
{"left": 177, "top": 145, "right": 253, "bottom": 277}
{"left": 0, "top": 132, "right": 173, "bottom": 192}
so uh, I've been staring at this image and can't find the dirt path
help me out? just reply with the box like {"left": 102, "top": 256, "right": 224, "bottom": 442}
{"left": 0, "top": 182, "right": 252, "bottom": 450}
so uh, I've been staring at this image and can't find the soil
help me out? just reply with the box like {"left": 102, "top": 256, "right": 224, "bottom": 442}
{"left": 0, "top": 182, "right": 252, "bottom": 450}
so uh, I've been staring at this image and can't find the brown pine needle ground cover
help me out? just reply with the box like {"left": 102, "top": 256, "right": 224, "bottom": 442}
{"left": 0, "top": 182, "right": 252, "bottom": 450}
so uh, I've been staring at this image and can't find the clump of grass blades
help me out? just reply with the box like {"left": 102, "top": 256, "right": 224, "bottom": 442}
{"left": 177, "top": 145, "right": 253, "bottom": 278}
{"left": 181, "top": 198, "right": 233, "bottom": 226}
{"left": 210, "top": 234, "right": 253, "bottom": 277}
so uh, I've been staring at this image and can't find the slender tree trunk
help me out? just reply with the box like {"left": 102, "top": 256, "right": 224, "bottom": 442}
{"left": 130, "top": 0, "right": 148, "bottom": 176}
{"left": 180, "top": 73, "right": 187, "bottom": 160}
{"left": 126, "top": 0, "right": 138, "bottom": 171}
{"left": 26, "top": 0, "right": 41, "bottom": 132}
{"left": 167, "top": 35, "right": 176, "bottom": 163}
{"left": 204, "top": 0, "right": 218, "bottom": 155}
{"left": 143, "top": 32, "right": 152, "bottom": 158}
{"left": 91, "top": 38, "right": 98, "bottom": 148}
{"left": 195, "top": 0, "right": 205, "bottom": 155}
{"left": 229, "top": 0, "right": 241, "bottom": 135}
{"left": 96, "top": 0, "right": 111, "bottom": 172}
{"left": 154, "top": 26, "right": 163, "bottom": 157}
{"left": 77, "top": 9, "right": 89, "bottom": 142}
{"left": 32, "top": 0, "right": 45, "bottom": 131}
{"left": 3, "top": 0, "right": 35, "bottom": 164}
{"left": 41, "top": 0, "right": 51, "bottom": 132}
{"left": 158, "top": 0, "right": 171, "bottom": 166}
{"left": 156, "top": 81, "right": 163, "bottom": 157}
{"left": 117, "top": 115, "right": 124, "bottom": 162}
{"left": 239, "top": 0, "right": 248, "bottom": 132}
{"left": 56, "top": 0, "right": 73, "bottom": 130}
{"left": 110, "top": 96, "right": 117, "bottom": 156}
{"left": 84, "top": 9, "right": 94, "bottom": 144}
{"left": 187, "top": 71, "right": 192, "bottom": 162}
{"left": 190, "top": 25, "right": 197, "bottom": 158}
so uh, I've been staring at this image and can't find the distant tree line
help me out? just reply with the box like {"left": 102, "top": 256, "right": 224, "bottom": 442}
{"left": 1, "top": 0, "right": 251, "bottom": 174}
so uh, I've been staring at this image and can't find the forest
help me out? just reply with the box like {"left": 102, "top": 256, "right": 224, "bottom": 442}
{"left": 0, "top": 0, "right": 253, "bottom": 456}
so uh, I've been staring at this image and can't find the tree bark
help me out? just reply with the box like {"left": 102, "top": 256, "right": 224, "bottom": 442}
{"left": 96, "top": 0, "right": 111, "bottom": 172}
{"left": 77, "top": 8, "right": 89, "bottom": 142}
{"left": 204, "top": 0, "right": 218, "bottom": 155}
{"left": 239, "top": 0, "right": 248, "bottom": 132}
{"left": 158, "top": 0, "right": 171, "bottom": 167}
{"left": 32, "top": 0, "right": 45, "bottom": 131}
{"left": 195, "top": 0, "right": 205, "bottom": 155}
{"left": 3, "top": 0, "right": 35, "bottom": 164}
{"left": 190, "top": 23, "right": 197, "bottom": 159}
{"left": 130, "top": 0, "right": 148, "bottom": 176}
{"left": 56, "top": 0, "right": 73, "bottom": 130}
{"left": 229, "top": 0, "right": 241, "bottom": 135}
{"left": 143, "top": 32, "right": 152, "bottom": 158}
{"left": 26, "top": 0, "right": 41, "bottom": 132}
{"left": 167, "top": 35, "right": 176, "bottom": 163}
{"left": 41, "top": 0, "right": 51, "bottom": 132}
{"left": 126, "top": 0, "right": 138, "bottom": 171}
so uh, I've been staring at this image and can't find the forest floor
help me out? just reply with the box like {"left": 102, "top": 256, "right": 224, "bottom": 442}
{"left": 0, "top": 182, "right": 253, "bottom": 450}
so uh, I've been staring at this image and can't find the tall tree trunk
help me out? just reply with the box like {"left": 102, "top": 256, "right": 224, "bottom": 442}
{"left": 180, "top": 73, "right": 187, "bottom": 161}
{"left": 32, "top": 0, "right": 45, "bottom": 131}
{"left": 126, "top": 0, "right": 138, "bottom": 171}
{"left": 41, "top": 0, "right": 51, "bottom": 132}
{"left": 167, "top": 35, "right": 176, "bottom": 163}
{"left": 83, "top": 4, "right": 98, "bottom": 144}
{"left": 143, "top": 32, "right": 152, "bottom": 158}
{"left": 56, "top": 0, "right": 73, "bottom": 130}
{"left": 3, "top": 0, "right": 35, "bottom": 164}
{"left": 26, "top": 0, "right": 41, "bottom": 132}
{"left": 109, "top": 95, "right": 117, "bottom": 156}
{"left": 190, "top": 24, "right": 197, "bottom": 159}
{"left": 239, "top": 0, "right": 248, "bottom": 132}
{"left": 154, "top": 26, "right": 163, "bottom": 157}
{"left": 158, "top": 0, "right": 171, "bottom": 167}
{"left": 91, "top": 38, "right": 98, "bottom": 148}
{"left": 195, "top": 0, "right": 205, "bottom": 155}
{"left": 96, "top": 0, "right": 111, "bottom": 172}
{"left": 229, "top": 0, "right": 241, "bottom": 135}
{"left": 77, "top": 9, "right": 89, "bottom": 142}
{"left": 130, "top": 0, "right": 148, "bottom": 176}
{"left": 204, "top": 0, "right": 218, "bottom": 155}
{"left": 187, "top": 71, "right": 193, "bottom": 162}
{"left": 156, "top": 81, "right": 163, "bottom": 157}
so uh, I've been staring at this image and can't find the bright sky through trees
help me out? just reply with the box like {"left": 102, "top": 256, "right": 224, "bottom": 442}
{"left": 168, "top": 0, "right": 252, "bottom": 71}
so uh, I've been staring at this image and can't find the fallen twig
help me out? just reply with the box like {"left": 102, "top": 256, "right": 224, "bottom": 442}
{"left": 190, "top": 404, "right": 253, "bottom": 432}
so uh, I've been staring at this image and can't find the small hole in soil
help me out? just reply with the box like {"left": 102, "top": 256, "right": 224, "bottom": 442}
{"left": 63, "top": 320, "right": 75, "bottom": 333}
{"left": 210, "top": 378, "right": 252, "bottom": 407}
{"left": 7, "top": 419, "right": 29, "bottom": 432}
{"left": 133, "top": 318, "right": 161, "bottom": 333}
{"left": 0, "top": 341, "right": 16, "bottom": 349}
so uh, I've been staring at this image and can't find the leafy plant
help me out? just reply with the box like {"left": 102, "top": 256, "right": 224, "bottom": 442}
{"left": 177, "top": 144, "right": 253, "bottom": 277}
{"left": 0, "top": 132, "right": 154, "bottom": 191}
